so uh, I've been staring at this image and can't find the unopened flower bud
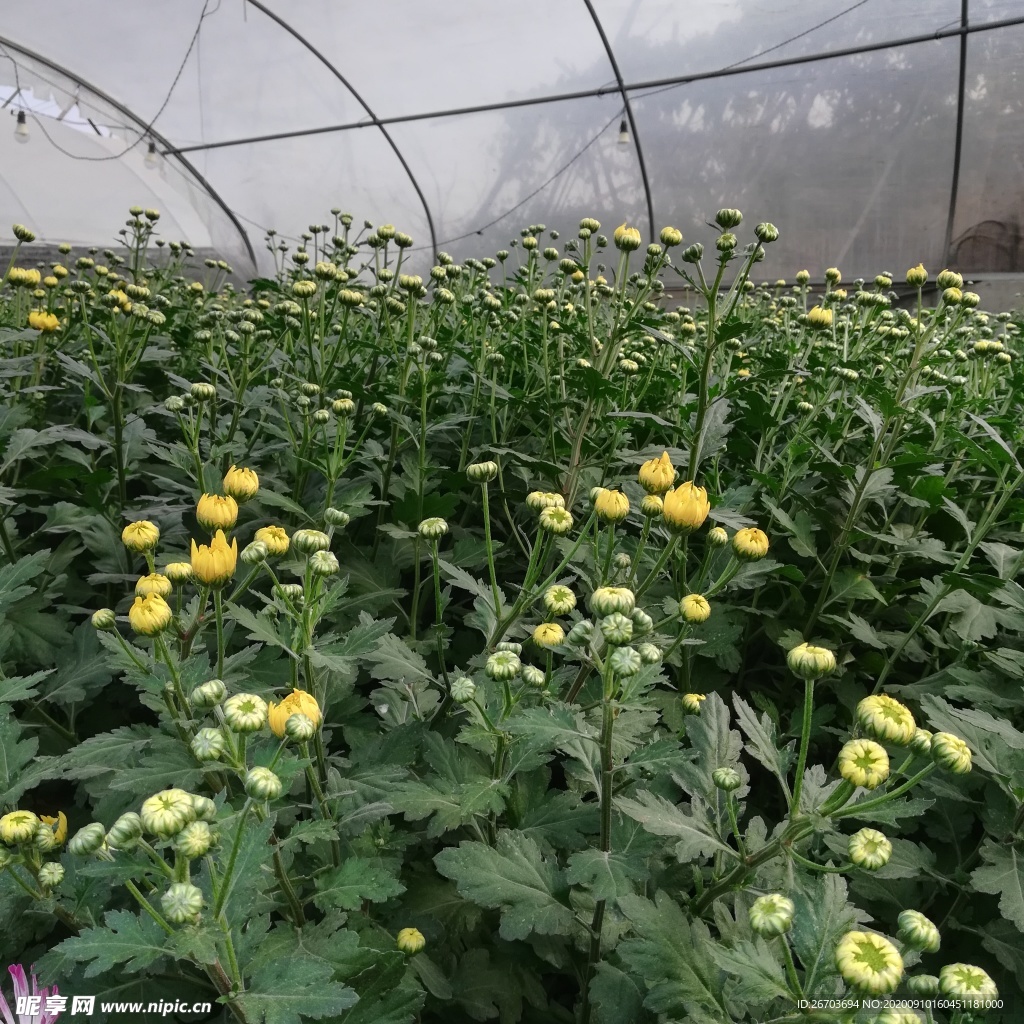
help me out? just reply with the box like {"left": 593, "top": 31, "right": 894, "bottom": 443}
{"left": 786, "top": 642, "right": 836, "bottom": 680}
{"left": 749, "top": 894, "right": 794, "bottom": 937}
{"left": 450, "top": 677, "right": 476, "bottom": 703}
{"left": 309, "top": 550, "right": 340, "bottom": 576}
{"left": 92, "top": 608, "right": 116, "bottom": 630}
{"left": 849, "top": 827, "right": 892, "bottom": 870}
{"left": 245, "top": 767, "right": 283, "bottom": 801}
{"left": 898, "top": 910, "right": 940, "bottom": 953}
{"left": 241, "top": 541, "right": 268, "bottom": 565}
{"left": 162, "top": 882, "right": 204, "bottom": 924}
{"left": 467, "top": 461, "right": 499, "bottom": 483}
{"left": 418, "top": 517, "right": 449, "bottom": 541}
{"left": 397, "top": 927, "right": 426, "bottom": 955}
{"left": 713, "top": 766, "right": 742, "bottom": 792}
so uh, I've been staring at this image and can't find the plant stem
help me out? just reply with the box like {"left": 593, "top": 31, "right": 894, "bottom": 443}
{"left": 789, "top": 677, "right": 816, "bottom": 816}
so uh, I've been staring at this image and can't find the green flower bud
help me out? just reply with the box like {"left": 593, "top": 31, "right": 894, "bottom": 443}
{"left": 175, "top": 821, "right": 214, "bottom": 859}
{"left": 191, "top": 728, "right": 227, "bottom": 762}
{"left": 485, "top": 651, "right": 521, "bottom": 680}
{"left": 848, "top": 827, "right": 892, "bottom": 870}
{"left": 707, "top": 526, "right": 729, "bottom": 546}
{"left": 589, "top": 586, "right": 635, "bottom": 617}
{"left": 856, "top": 695, "right": 915, "bottom": 746}
{"left": 190, "top": 795, "right": 218, "bottom": 823}
{"left": 418, "top": 518, "right": 449, "bottom": 541}
{"left": 324, "top": 507, "right": 351, "bottom": 527}
{"left": 909, "top": 728, "right": 932, "bottom": 757}
{"left": 140, "top": 789, "right": 196, "bottom": 838}
{"left": 599, "top": 613, "right": 633, "bottom": 646}
{"left": 609, "top": 646, "right": 642, "bottom": 677}
{"left": 161, "top": 882, "right": 204, "bottom": 925}
{"left": 897, "top": 910, "right": 940, "bottom": 953}
{"left": 38, "top": 862, "right": 65, "bottom": 890}
{"left": 566, "top": 619, "right": 594, "bottom": 645}
{"left": 749, "top": 894, "right": 794, "bottom": 937}
{"left": 786, "top": 642, "right": 836, "bottom": 680}
{"left": 754, "top": 222, "right": 779, "bottom": 243}
{"left": 715, "top": 208, "right": 743, "bottom": 229}
{"left": 190, "top": 382, "right": 217, "bottom": 402}
{"left": 223, "top": 693, "right": 268, "bottom": 733}
{"left": 450, "top": 677, "right": 476, "bottom": 703}
{"left": 241, "top": 540, "right": 268, "bottom": 565}
{"left": 543, "top": 585, "right": 576, "bottom": 616}
{"left": 521, "top": 665, "right": 546, "bottom": 687}
{"left": 106, "top": 812, "right": 143, "bottom": 851}
{"left": 285, "top": 713, "right": 317, "bottom": 742}
{"left": 939, "top": 963, "right": 998, "bottom": 1001}
{"left": 191, "top": 678, "right": 227, "bottom": 708}
{"left": 496, "top": 641, "right": 522, "bottom": 654}
{"left": 637, "top": 643, "right": 661, "bottom": 665}
{"left": 713, "top": 767, "right": 742, "bottom": 792}
{"left": 91, "top": 608, "right": 116, "bottom": 630}
{"left": 907, "top": 975, "right": 940, "bottom": 997}
{"left": 309, "top": 550, "right": 340, "bottom": 577}
{"left": 69, "top": 822, "right": 107, "bottom": 856}
{"left": 931, "top": 732, "right": 972, "bottom": 773}
{"left": 291, "top": 529, "right": 331, "bottom": 555}
{"left": 467, "top": 461, "right": 499, "bottom": 483}
{"left": 630, "top": 608, "right": 654, "bottom": 634}
{"left": 245, "top": 767, "right": 283, "bottom": 801}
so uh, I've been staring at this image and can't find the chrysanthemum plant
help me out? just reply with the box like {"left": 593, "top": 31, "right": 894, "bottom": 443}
{"left": 0, "top": 209, "right": 1020, "bottom": 1022}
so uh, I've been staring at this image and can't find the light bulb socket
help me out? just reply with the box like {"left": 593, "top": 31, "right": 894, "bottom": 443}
{"left": 14, "top": 109, "right": 29, "bottom": 143}
{"left": 617, "top": 118, "right": 629, "bottom": 146}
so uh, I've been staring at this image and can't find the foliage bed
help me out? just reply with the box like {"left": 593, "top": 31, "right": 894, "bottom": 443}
{"left": 0, "top": 209, "right": 1022, "bottom": 1023}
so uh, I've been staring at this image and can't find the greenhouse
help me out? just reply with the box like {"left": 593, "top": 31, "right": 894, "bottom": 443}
{"left": 1, "top": 2, "right": 1023, "bottom": 1022}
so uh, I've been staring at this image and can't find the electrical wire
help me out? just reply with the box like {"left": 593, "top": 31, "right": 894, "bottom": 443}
{"left": 632, "top": 0, "right": 874, "bottom": 102}
{"left": 0, "top": 0, "right": 211, "bottom": 161}
{"left": 409, "top": 108, "right": 626, "bottom": 251}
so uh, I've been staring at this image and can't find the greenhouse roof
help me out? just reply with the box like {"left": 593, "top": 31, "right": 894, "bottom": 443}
{"left": 2, "top": 0, "right": 1023, "bottom": 276}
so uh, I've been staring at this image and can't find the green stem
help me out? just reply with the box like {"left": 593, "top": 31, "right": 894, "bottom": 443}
{"left": 789, "top": 677, "right": 816, "bottom": 816}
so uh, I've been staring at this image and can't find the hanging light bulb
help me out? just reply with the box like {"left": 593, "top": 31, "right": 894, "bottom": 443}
{"left": 14, "top": 110, "right": 29, "bottom": 144}
{"left": 617, "top": 118, "right": 629, "bottom": 147}
{"left": 144, "top": 140, "right": 159, "bottom": 169}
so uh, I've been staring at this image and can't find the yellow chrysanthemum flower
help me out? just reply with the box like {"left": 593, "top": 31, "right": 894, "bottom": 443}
{"left": 122, "top": 520, "right": 160, "bottom": 552}
{"left": 0, "top": 810, "right": 40, "bottom": 845}
{"left": 638, "top": 451, "right": 676, "bottom": 495}
{"left": 532, "top": 622, "right": 565, "bottom": 649}
{"left": 223, "top": 465, "right": 259, "bottom": 503}
{"left": 267, "top": 689, "right": 322, "bottom": 738}
{"left": 594, "top": 489, "right": 629, "bottom": 524}
{"left": 807, "top": 305, "right": 833, "bottom": 329}
{"left": 255, "top": 525, "right": 289, "bottom": 556}
{"left": 732, "top": 527, "right": 769, "bottom": 561}
{"left": 196, "top": 494, "right": 238, "bottom": 532}
{"left": 681, "top": 693, "right": 706, "bottom": 714}
{"left": 129, "top": 593, "right": 173, "bottom": 636}
{"left": 135, "top": 573, "right": 172, "bottom": 599}
{"left": 679, "top": 594, "right": 711, "bottom": 623}
{"left": 191, "top": 530, "right": 238, "bottom": 587}
{"left": 662, "top": 481, "right": 710, "bottom": 534}
{"left": 28, "top": 310, "right": 60, "bottom": 333}
{"left": 39, "top": 811, "right": 68, "bottom": 846}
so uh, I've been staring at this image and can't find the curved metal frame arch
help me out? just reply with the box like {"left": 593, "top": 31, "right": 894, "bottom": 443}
{"left": 580, "top": 0, "right": 655, "bottom": 242}
{"left": 244, "top": 0, "right": 438, "bottom": 257}
{"left": 0, "top": 34, "right": 257, "bottom": 269}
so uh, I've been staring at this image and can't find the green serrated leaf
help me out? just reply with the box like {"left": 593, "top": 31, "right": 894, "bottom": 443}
{"left": 236, "top": 956, "right": 357, "bottom": 1024}
{"left": 313, "top": 857, "right": 405, "bottom": 912}
{"left": 36, "top": 909, "right": 168, "bottom": 979}
{"left": 972, "top": 841, "right": 1024, "bottom": 930}
{"left": 615, "top": 790, "right": 731, "bottom": 861}
{"left": 617, "top": 892, "right": 728, "bottom": 1019}
{"left": 434, "top": 829, "right": 574, "bottom": 940}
